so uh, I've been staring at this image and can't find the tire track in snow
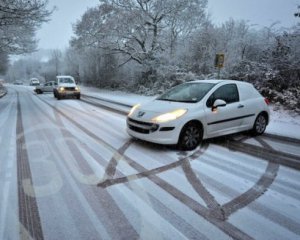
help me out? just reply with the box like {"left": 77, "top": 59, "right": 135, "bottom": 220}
{"left": 35, "top": 93, "right": 254, "bottom": 239}
{"left": 16, "top": 92, "right": 44, "bottom": 240}
{"left": 34, "top": 91, "right": 298, "bottom": 240}
{"left": 30, "top": 93, "right": 139, "bottom": 239}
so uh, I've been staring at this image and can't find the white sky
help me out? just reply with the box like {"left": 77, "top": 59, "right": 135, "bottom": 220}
{"left": 36, "top": 0, "right": 300, "bottom": 50}
{"left": 207, "top": 0, "right": 299, "bottom": 28}
{"left": 37, "top": 0, "right": 100, "bottom": 50}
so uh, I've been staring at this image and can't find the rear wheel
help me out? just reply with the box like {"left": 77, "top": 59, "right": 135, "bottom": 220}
{"left": 177, "top": 122, "right": 203, "bottom": 151}
{"left": 252, "top": 113, "right": 267, "bottom": 135}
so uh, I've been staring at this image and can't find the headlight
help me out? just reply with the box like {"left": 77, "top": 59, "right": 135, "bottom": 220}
{"left": 75, "top": 86, "right": 80, "bottom": 91}
{"left": 128, "top": 104, "right": 141, "bottom": 117}
{"left": 152, "top": 109, "right": 187, "bottom": 123}
{"left": 59, "top": 87, "right": 65, "bottom": 92}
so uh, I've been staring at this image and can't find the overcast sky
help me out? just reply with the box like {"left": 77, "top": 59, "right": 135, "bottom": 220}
{"left": 36, "top": 0, "right": 300, "bottom": 50}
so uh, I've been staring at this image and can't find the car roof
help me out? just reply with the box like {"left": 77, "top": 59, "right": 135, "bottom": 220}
{"left": 56, "top": 75, "right": 74, "bottom": 78}
{"left": 187, "top": 79, "right": 249, "bottom": 85}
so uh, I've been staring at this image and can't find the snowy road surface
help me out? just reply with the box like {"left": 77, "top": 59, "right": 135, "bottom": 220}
{"left": 1, "top": 85, "right": 300, "bottom": 240}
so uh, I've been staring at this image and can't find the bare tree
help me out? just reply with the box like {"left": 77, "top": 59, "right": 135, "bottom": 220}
{"left": 0, "top": 0, "right": 54, "bottom": 54}
{"left": 51, "top": 49, "right": 62, "bottom": 76}
{"left": 0, "top": 51, "right": 8, "bottom": 74}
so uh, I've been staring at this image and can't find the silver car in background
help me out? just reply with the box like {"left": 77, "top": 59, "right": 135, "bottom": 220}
{"left": 35, "top": 81, "right": 57, "bottom": 94}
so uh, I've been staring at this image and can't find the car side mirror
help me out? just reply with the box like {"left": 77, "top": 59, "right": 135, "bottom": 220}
{"left": 212, "top": 99, "right": 226, "bottom": 112}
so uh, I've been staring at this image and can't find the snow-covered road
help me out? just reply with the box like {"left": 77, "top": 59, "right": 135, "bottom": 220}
{"left": 0, "top": 85, "right": 300, "bottom": 240}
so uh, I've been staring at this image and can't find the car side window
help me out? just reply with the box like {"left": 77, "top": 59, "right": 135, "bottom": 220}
{"left": 206, "top": 84, "right": 239, "bottom": 107}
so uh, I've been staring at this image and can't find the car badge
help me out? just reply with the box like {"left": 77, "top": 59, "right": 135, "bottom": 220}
{"left": 137, "top": 111, "right": 145, "bottom": 118}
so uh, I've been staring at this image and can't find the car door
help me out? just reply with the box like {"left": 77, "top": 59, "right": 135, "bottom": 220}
{"left": 42, "top": 82, "right": 50, "bottom": 92}
{"left": 205, "top": 83, "right": 245, "bottom": 137}
{"left": 47, "top": 82, "right": 54, "bottom": 92}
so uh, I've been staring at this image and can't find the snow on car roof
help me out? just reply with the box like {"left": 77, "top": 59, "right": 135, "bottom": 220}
{"left": 56, "top": 75, "right": 74, "bottom": 79}
{"left": 188, "top": 79, "right": 251, "bottom": 86}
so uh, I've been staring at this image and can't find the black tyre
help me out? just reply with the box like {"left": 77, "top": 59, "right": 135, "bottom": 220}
{"left": 252, "top": 113, "right": 267, "bottom": 135}
{"left": 177, "top": 122, "right": 203, "bottom": 151}
{"left": 76, "top": 94, "right": 80, "bottom": 100}
{"left": 57, "top": 94, "right": 61, "bottom": 100}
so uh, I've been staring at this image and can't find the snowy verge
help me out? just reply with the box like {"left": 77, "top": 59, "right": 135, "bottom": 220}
{"left": 267, "top": 106, "right": 300, "bottom": 139}
{"left": 0, "top": 85, "right": 7, "bottom": 98}
{"left": 80, "top": 86, "right": 154, "bottom": 106}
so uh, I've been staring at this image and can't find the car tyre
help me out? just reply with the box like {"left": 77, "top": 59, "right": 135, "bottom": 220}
{"left": 177, "top": 122, "right": 203, "bottom": 151}
{"left": 252, "top": 113, "right": 267, "bottom": 135}
{"left": 57, "top": 94, "right": 61, "bottom": 100}
{"left": 76, "top": 94, "right": 80, "bottom": 100}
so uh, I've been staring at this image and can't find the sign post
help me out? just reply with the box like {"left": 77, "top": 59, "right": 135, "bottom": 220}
{"left": 214, "top": 53, "right": 225, "bottom": 79}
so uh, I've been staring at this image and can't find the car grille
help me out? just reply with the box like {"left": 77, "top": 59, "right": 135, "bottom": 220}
{"left": 127, "top": 118, "right": 159, "bottom": 134}
{"left": 65, "top": 87, "right": 76, "bottom": 91}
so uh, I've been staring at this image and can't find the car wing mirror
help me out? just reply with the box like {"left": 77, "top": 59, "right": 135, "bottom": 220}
{"left": 212, "top": 99, "right": 226, "bottom": 112}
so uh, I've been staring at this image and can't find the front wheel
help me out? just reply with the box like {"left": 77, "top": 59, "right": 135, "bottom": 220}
{"left": 177, "top": 122, "right": 203, "bottom": 151}
{"left": 252, "top": 113, "right": 267, "bottom": 135}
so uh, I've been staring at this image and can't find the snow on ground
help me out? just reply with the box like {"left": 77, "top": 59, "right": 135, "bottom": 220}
{"left": 80, "top": 86, "right": 154, "bottom": 105}
{"left": 80, "top": 86, "right": 300, "bottom": 140}
{"left": 0, "top": 85, "right": 6, "bottom": 98}
{"left": 80, "top": 86, "right": 155, "bottom": 105}
{"left": 267, "top": 106, "right": 300, "bottom": 139}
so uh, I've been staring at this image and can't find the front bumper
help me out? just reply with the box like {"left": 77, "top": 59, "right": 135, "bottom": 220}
{"left": 126, "top": 117, "right": 182, "bottom": 145}
{"left": 58, "top": 90, "right": 80, "bottom": 97}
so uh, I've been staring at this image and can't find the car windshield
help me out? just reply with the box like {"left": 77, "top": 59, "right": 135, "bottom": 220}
{"left": 157, "top": 82, "right": 215, "bottom": 103}
{"left": 59, "top": 78, "right": 74, "bottom": 84}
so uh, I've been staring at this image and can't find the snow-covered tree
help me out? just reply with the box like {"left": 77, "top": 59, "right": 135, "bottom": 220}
{"left": 0, "top": 0, "right": 53, "bottom": 54}
{"left": 0, "top": 51, "right": 8, "bottom": 74}
{"left": 72, "top": 0, "right": 207, "bottom": 66}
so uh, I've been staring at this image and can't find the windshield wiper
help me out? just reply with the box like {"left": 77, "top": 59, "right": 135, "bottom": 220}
{"left": 157, "top": 98, "right": 197, "bottom": 103}
{"left": 176, "top": 100, "right": 197, "bottom": 103}
{"left": 157, "top": 98, "right": 172, "bottom": 101}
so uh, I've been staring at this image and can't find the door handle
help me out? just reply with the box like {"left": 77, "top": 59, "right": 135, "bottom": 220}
{"left": 238, "top": 104, "right": 244, "bottom": 108}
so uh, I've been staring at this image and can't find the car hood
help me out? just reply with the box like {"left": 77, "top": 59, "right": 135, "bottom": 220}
{"left": 58, "top": 83, "right": 76, "bottom": 88}
{"left": 130, "top": 99, "right": 194, "bottom": 121}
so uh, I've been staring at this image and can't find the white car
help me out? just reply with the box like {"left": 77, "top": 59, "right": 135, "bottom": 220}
{"left": 30, "top": 78, "right": 40, "bottom": 86}
{"left": 53, "top": 75, "right": 80, "bottom": 100}
{"left": 127, "top": 80, "right": 270, "bottom": 150}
